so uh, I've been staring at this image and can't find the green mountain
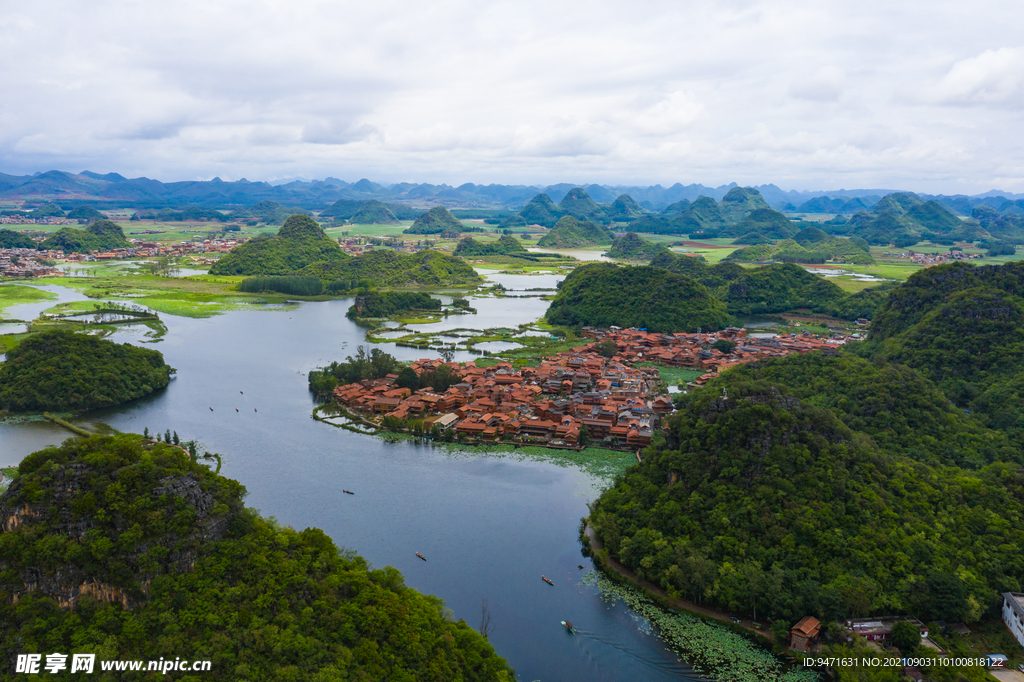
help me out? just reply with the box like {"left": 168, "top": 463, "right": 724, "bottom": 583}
{"left": 403, "top": 206, "right": 465, "bottom": 234}
{"left": 38, "top": 220, "right": 131, "bottom": 253}
{"left": 516, "top": 194, "right": 563, "bottom": 227}
{"left": 0, "top": 229, "right": 36, "bottom": 249}
{"left": 311, "top": 250, "right": 483, "bottom": 290}
{"left": 717, "top": 187, "right": 773, "bottom": 224}
{"left": 27, "top": 202, "right": 64, "bottom": 218}
{"left": 66, "top": 205, "right": 105, "bottom": 223}
{"left": 649, "top": 250, "right": 709, "bottom": 278}
{"left": 723, "top": 263, "right": 846, "bottom": 315}
{"left": 454, "top": 234, "right": 527, "bottom": 257}
{"left": 649, "top": 252, "right": 853, "bottom": 317}
{"left": 847, "top": 194, "right": 971, "bottom": 246}
{"left": 248, "top": 200, "right": 309, "bottom": 225}
{"left": 715, "top": 351, "right": 1016, "bottom": 468}
{"left": 558, "top": 187, "right": 607, "bottom": 222}
{"left": 728, "top": 228, "right": 875, "bottom": 264}
{"left": 0, "top": 435, "right": 513, "bottom": 681}
{"left": 536, "top": 216, "right": 614, "bottom": 248}
{"left": 350, "top": 199, "right": 399, "bottom": 224}
{"left": 545, "top": 263, "right": 734, "bottom": 333}
{"left": 658, "top": 199, "right": 691, "bottom": 217}
{"left": 905, "top": 200, "right": 963, "bottom": 233}
{"left": 588, "top": 381, "right": 1024, "bottom": 625}
{"left": 846, "top": 210, "right": 920, "bottom": 246}
{"left": 863, "top": 261, "right": 1024, "bottom": 435}
{"left": 604, "top": 232, "right": 668, "bottom": 260}
{"left": 675, "top": 196, "right": 725, "bottom": 234}
{"left": 606, "top": 194, "right": 645, "bottom": 221}
{"left": 625, "top": 215, "right": 678, "bottom": 235}
{"left": 0, "top": 330, "right": 173, "bottom": 412}
{"left": 720, "top": 208, "right": 797, "bottom": 239}
{"left": 210, "top": 215, "right": 346, "bottom": 276}
{"left": 872, "top": 192, "right": 923, "bottom": 215}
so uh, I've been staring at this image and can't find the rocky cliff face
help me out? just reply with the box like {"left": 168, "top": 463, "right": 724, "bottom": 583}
{"left": 0, "top": 450, "right": 236, "bottom": 610}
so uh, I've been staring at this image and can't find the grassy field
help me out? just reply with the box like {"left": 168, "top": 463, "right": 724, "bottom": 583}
{"left": 29, "top": 273, "right": 300, "bottom": 318}
{"left": 0, "top": 283, "right": 58, "bottom": 316}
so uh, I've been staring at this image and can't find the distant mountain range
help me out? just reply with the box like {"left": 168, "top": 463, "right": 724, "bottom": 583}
{"left": 2, "top": 169, "right": 1022, "bottom": 212}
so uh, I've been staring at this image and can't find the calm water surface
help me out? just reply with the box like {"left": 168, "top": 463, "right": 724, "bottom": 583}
{"left": 0, "top": 277, "right": 703, "bottom": 682}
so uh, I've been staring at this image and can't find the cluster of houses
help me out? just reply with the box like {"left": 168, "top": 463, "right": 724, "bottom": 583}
{"left": 329, "top": 326, "right": 854, "bottom": 447}
{"left": 331, "top": 350, "right": 673, "bottom": 448}
{"left": 0, "top": 215, "right": 74, "bottom": 225}
{"left": 579, "top": 326, "right": 848, "bottom": 387}
{"left": 890, "top": 249, "right": 983, "bottom": 264}
{"left": 0, "top": 247, "right": 64, "bottom": 277}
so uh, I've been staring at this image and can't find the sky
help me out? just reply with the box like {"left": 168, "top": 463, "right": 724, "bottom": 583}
{"left": 2, "top": 0, "right": 1023, "bottom": 194}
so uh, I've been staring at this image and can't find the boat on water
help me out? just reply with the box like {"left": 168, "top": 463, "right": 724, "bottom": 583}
{"left": 561, "top": 620, "right": 575, "bottom": 633}
{"left": 343, "top": 489, "right": 354, "bottom": 495}
{"left": 416, "top": 552, "right": 426, "bottom": 561}
{"left": 542, "top": 576, "right": 553, "bottom": 585}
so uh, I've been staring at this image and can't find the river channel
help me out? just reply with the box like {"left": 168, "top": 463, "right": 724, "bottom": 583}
{"left": 0, "top": 275, "right": 703, "bottom": 682}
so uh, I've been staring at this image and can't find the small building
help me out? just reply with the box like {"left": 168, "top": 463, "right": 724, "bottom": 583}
{"left": 790, "top": 616, "right": 821, "bottom": 652}
{"left": 1002, "top": 592, "right": 1024, "bottom": 647}
{"left": 847, "top": 617, "right": 929, "bottom": 642}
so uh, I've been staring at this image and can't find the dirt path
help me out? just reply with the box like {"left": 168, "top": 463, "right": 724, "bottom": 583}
{"left": 584, "top": 524, "right": 776, "bottom": 643}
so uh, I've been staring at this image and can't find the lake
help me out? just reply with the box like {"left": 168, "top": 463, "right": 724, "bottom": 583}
{"left": 0, "top": 276, "right": 703, "bottom": 682}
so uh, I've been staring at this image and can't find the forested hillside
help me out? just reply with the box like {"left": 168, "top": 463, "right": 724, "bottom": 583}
{"left": 589, "top": 370, "right": 1024, "bottom": 626}
{"left": 310, "top": 250, "right": 482, "bottom": 289}
{"left": 210, "top": 214, "right": 346, "bottom": 275}
{"left": 545, "top": 263, "right": 734, "bottom": 332}
{"left": 605, "top": 232, "right": 668, "bottom": 260}
{"left": 0, "top": 435, "right": 513, "bottom": 681}
{"left": 38, "top": 220, "right": 131, "bottom": 253}
{"left": 536, "top": 216, "right": 615, "bottom": 247}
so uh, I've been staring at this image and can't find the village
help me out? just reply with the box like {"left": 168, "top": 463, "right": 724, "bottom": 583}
{"left": 0, "top": 235, "right": 251, "bottom": 278}
{"left": 327, "top": 326, "right": 849, "bottom": 450}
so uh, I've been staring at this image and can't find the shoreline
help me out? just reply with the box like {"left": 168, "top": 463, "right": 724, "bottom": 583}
{"left": 583, "top": 522, "right": 779, "bottom": 646}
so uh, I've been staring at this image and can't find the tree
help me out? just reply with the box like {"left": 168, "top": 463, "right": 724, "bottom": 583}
{"left": 595, "top": 340, "right": 617, "bottom": 358}
{"left": 396, "top": 367, "right": 420, "bottom": 390}
{"left": 172, "top": 431, "right": 180, "bottom": 445}
{"left": 889, "top": 621, "right": 920, "bottom": 651}
{"left": 578, "top": 425, "right": 590, "bottom": 446}
{"left": 143, "top": 427, "right": 149, "bottom": 438}
{"left": 165, "top": 429, "right": 172, "bottom": 443}
{"left": 712, "top": 339, "right": 736, "bottom": 354}
{"left": 479, "top": 599, "right": 493, "bottom": 640}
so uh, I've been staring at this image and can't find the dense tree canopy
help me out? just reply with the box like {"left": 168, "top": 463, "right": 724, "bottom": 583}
{"left": 590, "top": 380, "right": 1024, "bottom": 625}
{"left": 38, "top": 220, "right": 131, "bottom": 253}
{"left": 605, "top": 232, "right": 668, "bottom": 260}
{"left": 404, "top": 206, "right": 465, "bottom": 234}
{"left": 0, "top": 228, "right": 36, "bottom": 249}
{"left": 453, "top": 235, "right": 526, "bottom": 257}
{"left": 545, "top": 263, "right": 734, "bottom": 332}
{"left": 347, "top": 291, "right": 441, "bottom": 318}
{"left": 0, "top": 330, "right": 174, "bottom": 412}
{"left": 536, "top": 216, "right": 615, "bottom": 248}
{"left": 309, "top": 250, "right": 482, "bottom": 290}
{"left": 0, "top": 435, "right": 513, "bottom": 681}
{"left": 210, "top": 214, "right": 346, "bottom": 276}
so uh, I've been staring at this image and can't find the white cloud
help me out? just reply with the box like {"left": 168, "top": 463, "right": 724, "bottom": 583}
{"left": 0, "top": 0, "right": 1023, "bottom": 192}
{"left": 929, "top": 47, "right": 1024, "bottom": 106}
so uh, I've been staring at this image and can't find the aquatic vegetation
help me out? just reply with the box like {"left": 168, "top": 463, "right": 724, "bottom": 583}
{"left": 0, "top": 284, "right": 58, "bottom": 315}
{"left": 581, "top": 571, "right": 818, "bottom": 682}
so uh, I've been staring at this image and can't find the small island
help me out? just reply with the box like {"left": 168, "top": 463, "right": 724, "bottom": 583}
{"left": 0, "top": 330, "right": 174, "bottom": 412}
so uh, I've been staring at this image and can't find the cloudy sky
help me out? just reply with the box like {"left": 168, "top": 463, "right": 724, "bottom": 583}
{"left": 2, "top": 0, "right": 1023, "bottom": 193}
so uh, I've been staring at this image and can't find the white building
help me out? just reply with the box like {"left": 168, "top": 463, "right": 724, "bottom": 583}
{"left": 1003, "top": 593, "right": 1024, "bottom": 648}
